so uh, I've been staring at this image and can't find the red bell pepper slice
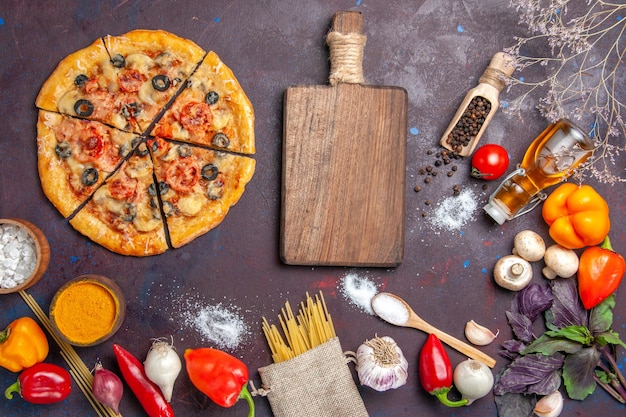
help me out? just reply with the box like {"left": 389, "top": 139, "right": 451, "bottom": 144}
{"left": 184, "top": 347, "right": 254, "bottom": 417}
{"left": 113, "top": 343, "right": 174, "bottom": 417}
{"left": 5, "top": 362, "right": 71, "bottom": 404}
{"left": 419, "top": 334, "right": 468, "bottom": 407}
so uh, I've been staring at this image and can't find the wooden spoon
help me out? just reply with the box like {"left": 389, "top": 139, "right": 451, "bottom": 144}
{"left": 371, "top": 292, "right": 496, "bottom": 368}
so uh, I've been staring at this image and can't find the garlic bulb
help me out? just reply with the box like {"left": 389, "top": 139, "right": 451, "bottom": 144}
{"left": 534, "top": 391, "right": 563, "bottom": 417}
{"left": 465, "top": 320, "right": 499, "bottom": 346}
{"left": 356, "top": 335, "right": 408, "bottom": 391}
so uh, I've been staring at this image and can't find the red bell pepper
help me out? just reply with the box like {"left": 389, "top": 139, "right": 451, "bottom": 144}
{"left": 578, "top": 235, "right": 625, "bottom": 309}
{"left": 419, "top": 334, "right": 467, "bottom": 407}
{"left": 5, "top": 362, "right": 71, "bottom": 404}
{"left": 184, "top": 347, "right": 254, "bottom": 417}
{"left": 113, "top": 344, "right": 174, "bottom": 417}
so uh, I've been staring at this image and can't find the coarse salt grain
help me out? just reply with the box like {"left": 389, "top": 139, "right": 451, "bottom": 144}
{"left": 0, "top": 224, "right": 37, "bottom": 289}
{"left": 371, "top": 293, "right": 410, "bottom": 326}
{"left": 428, "top": 188, "right": 478, "bottom": 232}
{"left": 180, "top": 300, "right": 248, "bottom": 350}
{"left": 340, "top": 272, "right": 378, "bottom": 315}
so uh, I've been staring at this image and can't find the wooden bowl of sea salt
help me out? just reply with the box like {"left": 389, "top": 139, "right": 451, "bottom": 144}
{"left": 0, "top": 218, "right": 50, "bottom": 294}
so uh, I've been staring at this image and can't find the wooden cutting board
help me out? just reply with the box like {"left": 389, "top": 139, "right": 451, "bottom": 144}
{"left": 281, "top": 11, "right": 407, "bottom": 267}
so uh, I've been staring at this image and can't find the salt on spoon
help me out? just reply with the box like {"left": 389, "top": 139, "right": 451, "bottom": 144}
{"left": 371, "top": 292, "right": 496, "bottom": 368}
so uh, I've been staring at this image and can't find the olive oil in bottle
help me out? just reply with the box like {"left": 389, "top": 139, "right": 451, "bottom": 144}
{"left": 484, "top": 119, "right": 595, "bottom": 224}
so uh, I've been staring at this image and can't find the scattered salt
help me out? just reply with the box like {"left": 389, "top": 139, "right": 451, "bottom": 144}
{"left": 428, "top": 189, "right": 478, "bottom": 232}
{"left": 180, "top": 300, "right": 249, "bottom": 350}
{"left": 371, "top": 293, "right": 410, "bottom": 325}
{"left": 0, "top": 224, "right": 37, "bottom": 289}
{"left": 339, "top": 272, "right": 378, "bottom": 314}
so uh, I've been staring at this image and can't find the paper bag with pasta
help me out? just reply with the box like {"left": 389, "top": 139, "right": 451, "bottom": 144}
{"left": 254, "top": 293, "right": 369, "bottom": 417}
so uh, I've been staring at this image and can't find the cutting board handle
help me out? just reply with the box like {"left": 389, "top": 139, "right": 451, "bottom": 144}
{"left": 327, "top": 11, "right": 366, "bottom": 85}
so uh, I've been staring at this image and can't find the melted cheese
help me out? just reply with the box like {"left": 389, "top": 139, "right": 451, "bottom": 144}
{"left": 57, "top": 91, "right": 81, "bottom": 115}
{"left": 125, "top": 53, "right": 154, "bottom": 73}
{"left": 177, "top": 195, "right": 203, "bottom": 216}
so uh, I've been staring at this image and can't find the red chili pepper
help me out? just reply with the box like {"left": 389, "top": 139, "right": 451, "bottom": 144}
{"left": 4, "top": 362, "right": 71, "bottom": 404}
{"left": 113, "top": 344, "right": 174, "bottom": 417}
{"left": 418, "top": 334, "right": 467, "bottom": 407}
{"left": 184, "top": 347, "right": 254, "bottom": 417}
{"left": 578, "top": 235, "right": 625, "bottom": 309}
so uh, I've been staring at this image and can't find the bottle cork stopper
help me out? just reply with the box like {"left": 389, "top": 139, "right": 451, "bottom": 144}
{"left": 489, "top": 52, "right": 515, "bottom": 77}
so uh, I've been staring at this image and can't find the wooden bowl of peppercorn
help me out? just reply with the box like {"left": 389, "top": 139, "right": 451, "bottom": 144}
{"left": 0, "top": 218, "right": 50, "bottom": 295}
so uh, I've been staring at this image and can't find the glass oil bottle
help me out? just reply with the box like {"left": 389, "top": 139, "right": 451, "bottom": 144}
{"left": 483, "top": 119, "right": 595, "bottom": 224}
{"left": 439, "top": 52, "right": 515, "bottom": 157}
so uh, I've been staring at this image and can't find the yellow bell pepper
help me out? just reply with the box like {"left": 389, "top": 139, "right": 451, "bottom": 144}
{"left": 0, "top": 317, "right": 49, "bottom": 372}
{"left": 541, "top": 183, "right": 610, "bottom": 249}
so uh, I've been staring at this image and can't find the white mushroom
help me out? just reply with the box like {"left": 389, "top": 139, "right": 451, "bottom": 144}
{"left": 493, "top": 255, "right": 533, "bottom": 291}
{"left": 542, "top": 244, "right": 579, "bottom": 279}
{"left": 512, "top": 230, "right": 546, "bottom": 262}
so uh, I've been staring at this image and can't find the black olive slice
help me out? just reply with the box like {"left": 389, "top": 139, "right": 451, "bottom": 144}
{"left": 158, "top": 181, "right": 169, "bottom": 195}
{"left": 81, "top": 168, "right": 99, "bottom": 186}
{"left": 136, "top": 142, "right": 149, "bottom": 156}
{"left": 212, "top": 133, "right": 230, "bottom": 148}
{"left": 55, "top": 142, "right": 72, "bottom": 159}
{"left": 151, "top": 74, "right": 171, "bottom": 91}
{"left": 122, "top": 102, "right": 142, "bottom": 119}
{"left": 148, "top": 183, "right": 158, "bottom": 197}
{"left": 177, "top": 144, "right": 192, "bottom": 158}
{"left": 74, "top": 74, "right": 89, "bottom": 88}
{"left": 74, "top": 99, "right": 94, "bottom": 117}
{"left": 201, "top": 164, "right": 219, "bottom": 181}
{"left": 111, "top": 54, "right": 126, "bottom": 68}
{"left": 149, "top": 196, "right": 159, "bottom": 209}
{"left": 205, "top": 91, "right": 219, "bottom": 105}
{"left": 121, "top": 203, "right": 137, "bottom": 222}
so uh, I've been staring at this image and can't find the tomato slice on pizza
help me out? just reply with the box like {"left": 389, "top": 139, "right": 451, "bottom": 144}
{"left": 151, "top": 51, "right": 255, "bottom": 154}
{"left": 69, "top": 144, "right": 168, "bottom": 256}
{"left": 37, "top": 110, "right": 139, "bottom": 218}
{"left": 148, "top": 137, "right": 255, "bottom": 248}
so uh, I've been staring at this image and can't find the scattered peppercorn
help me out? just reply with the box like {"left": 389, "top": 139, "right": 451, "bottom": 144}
{"left": 414, "top": 186, "right": 421, "bottom": 193}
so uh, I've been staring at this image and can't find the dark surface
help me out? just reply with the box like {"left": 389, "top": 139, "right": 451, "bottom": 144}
{"left": 1, "top": 1, "right": 625, "bottom": 416}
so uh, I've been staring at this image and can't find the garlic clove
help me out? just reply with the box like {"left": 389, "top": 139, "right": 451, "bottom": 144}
{"left": 465, "top": 320, "right": 499, "bottom": 346}
{"left": 534, "top": 391, "right": 563, "bottom": 417}
{"left": 356, "top": 335, "right": 408, "bottom": 391}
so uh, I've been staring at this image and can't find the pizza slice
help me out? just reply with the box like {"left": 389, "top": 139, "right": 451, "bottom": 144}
{"left": 148, "top": 137, "right": 255, "bottom": 248}
{"left": 151, "top": 51, "right": 255, "bottom": 154}
{"left": 35, "top": 37, "right": 143, "bottom": 132}
{"left": 101, "top": 29, "right": 206, "bottom": 132}
{"left": 37, "top": 110, "right": 139, "bottom": 218}
{"left": 69, "top": 143, "right": 168, "bottom": 256}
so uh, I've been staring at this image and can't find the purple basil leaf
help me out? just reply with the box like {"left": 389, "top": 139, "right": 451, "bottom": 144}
{"left": 546, "top": 278, "right": 587, "bottom": 330}
{"left": 494, "top": 353, "right": 564, "bottom": 395}
{"left": 495, "top": 392, "right": 537, "bottom": 417}
{"left": 517, "top": 283, "right": 554, "bottom": 322}
{"left": 506, "top": 310, "right": 534, "bottom": 343}
{"left": 563, "top": 346, "right": 600, "bottom": 400}
{"left": 499, "top": 339, "right": 527, "bottom": 360}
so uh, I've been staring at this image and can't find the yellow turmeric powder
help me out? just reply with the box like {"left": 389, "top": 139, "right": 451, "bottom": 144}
{"left": 52, "top": 281, "right": 118, "bottom": 345}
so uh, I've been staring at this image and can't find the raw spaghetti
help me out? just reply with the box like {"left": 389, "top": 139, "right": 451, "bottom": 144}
{"left": 262, "top": 292, "right": 336, "bottom": 363}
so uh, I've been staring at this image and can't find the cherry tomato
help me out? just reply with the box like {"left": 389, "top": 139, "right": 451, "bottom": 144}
{"left": 471, "top": 144, "right": 509, "bottom": 180}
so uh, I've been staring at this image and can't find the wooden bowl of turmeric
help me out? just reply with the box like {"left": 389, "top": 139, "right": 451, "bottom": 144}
{"left": 49, "top": 274, "right": 126, "bottom": 347}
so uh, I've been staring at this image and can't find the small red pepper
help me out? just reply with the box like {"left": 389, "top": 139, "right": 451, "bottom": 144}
{"left": 419, "top": 334, "right": 467, "bottom": 407}
{"left": 184, "top": 347, "right": 254, "bottom": 417}
{"left": 113, "top": 344, "right": 174, "bottom": 417}
{"left": 578, "top": 235, "right": 625, "bottom": 309}
{"left": 4, "top": 362, "right": 71, "bottom": 404}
